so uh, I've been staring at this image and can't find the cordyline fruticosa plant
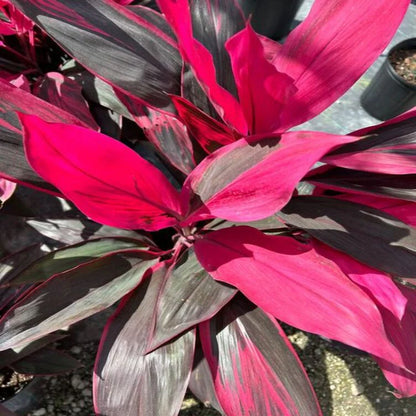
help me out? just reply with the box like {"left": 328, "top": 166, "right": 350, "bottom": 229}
{"left": 1, "top": 0, "right": 416, "bottom": 414}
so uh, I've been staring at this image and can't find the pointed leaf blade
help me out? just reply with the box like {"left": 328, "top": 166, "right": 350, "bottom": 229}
{"left": 199, "top": 296, "right": 322, "bottom": 416}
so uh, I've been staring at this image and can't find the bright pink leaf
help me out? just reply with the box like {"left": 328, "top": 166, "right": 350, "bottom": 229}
{"left": 272, "top": 0, "right": 410, "bottom": 130}
{"left": 157, "top": 0, "right": 247, "bottom": 133}
{"left": 195, "top": 226, "right": 405, "bottom": 368}
{"left": 20, "top": 113, "right": 182, "bottom": 231}
{"left": 181, "top": 131, "right": 359, "bottom": 224}
{"left": 226, "top": 23, "right": 295, "bottom": 134}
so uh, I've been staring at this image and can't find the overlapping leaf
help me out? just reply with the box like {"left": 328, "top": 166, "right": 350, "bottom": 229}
{"left": 0, "top": 251, "right": 157, "bottom": 350}
{"left": 20, "top": 114, "right": 183, "bottom": 230}
{"left": 181, "top": 131, "right": 358, "bottom": 223}
{"left": 199, "top": 296, "right": 322, "bottom": 416}
{"left": 195, "top": 226, "right": 405, "bottom": 367}
{"left": 279, "top": 196, "right": 416, "bottom": 278}
{"left": 94, "top": 263, "right": 195, "bottom": 416}
{"left": 10, "top": 0, "right": 182, "bottom": 112}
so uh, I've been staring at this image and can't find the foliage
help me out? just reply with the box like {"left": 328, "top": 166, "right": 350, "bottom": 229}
{"left": 0, "top": 0, "right": 415, "bottom": 415}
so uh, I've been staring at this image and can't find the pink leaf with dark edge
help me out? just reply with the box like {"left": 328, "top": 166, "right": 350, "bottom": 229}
{"left": 172, "top": 95, "right": 239, "bottom": 154}
{"left": 322, "top": 111, "right": 416, "bottom": 174}
{"left": 117, "top": 94, "right": 196, "bottom": 175}
{"left": 313, "top": 242, "right": 416, "bottom": 397}
{"left": 0, "top": 178, "right": 16, "bottom": 204}
{"left": 181, "top": 131, "right": 359, "bottom": 224}
{"left": 0, "top": 251, "right": 158, "bottom": 351}
{"left": 146, "top": 248, "right": 237, "bottom": 351}
{"left": 271, "top": 0, "right": 411, "bottom": 131}
{"left": 0, "top": 78, "right": 88, "bottom": 193}
{"left": 94, "top": 263, "right": 195, "bottom": 416}
{"left": 199, "top": 296, "right": 322, "bottom": 416}
{"left": 9, "top": 0, "right": 182, "bottom": 112}
{"left": 20, "top": 113, "right": 183, "bottom": 231}
{"left": 33, "top": 72, "right": 99, "bottom": 130}
{"left": 195, "top": 226, "right": 405, "bottom": 368}
{"left": 157, "top": 0, "right": 247, "bottom": 133}
{"left": 226, "top": 23, "right": 295, "bottom": 134}
{"left": 278, "top": 196, "right": 416, "bottom": 278}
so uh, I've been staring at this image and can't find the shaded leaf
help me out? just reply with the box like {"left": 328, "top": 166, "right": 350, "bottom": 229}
{"left": 10, "top": 0, "right": 182, "bottom": 112}
{"left": 182, "top": 131, "right": 358, "bottom": 223}
{"left": 94, "top": 263, "right": 195, "bottom": 416}
{"left": 279, "top": 196, "right": 416, "bottom": 278}
{"left": 195, "top": 226, "right": 405, "bottom": 368}
{"left": 0, "top": 251, "right": 158, "bottom": 350}
{"left": 147, "top": 248, "right": 237, "bottom": 351}
{"left": 11, "top": 348, "right": 80, "bottom": 375}
{"left": 11, "top": 237, "right": 150, "bottom": 286}
{"left": 21, "top": 114, "right": 183, "bottom": 231}
{"left": 199, "top": 296, "right": 322, "bottom": 416}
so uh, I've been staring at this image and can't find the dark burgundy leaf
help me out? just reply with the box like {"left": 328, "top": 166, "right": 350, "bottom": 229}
{"left": 11, "top": 237, "right": 151, "bottom": 286}
{"left": 200, "top": 296, "right": 322, "bottom": 416}
{"left": 147, "top": 248, "right": 237, "bottom": 351}
{"left": 279, "top": 196, "right": 416, "bottom": 278}
{"left": 0, "top": 251, "right": 157, "bottom": 350}
{"left": 0, "top": 79, "right": 87, "bottom": 192}
{"left": 10, "top": 0, "right": 182, "bottom": 112}
{"left": 308, "top": 167, "right": 416, "bottom": 201}
{"left": 10, "top": 348, "right": 80, "bottom": 375}
{"left": 94, "top": 263, "right": 195, "bottom": 416}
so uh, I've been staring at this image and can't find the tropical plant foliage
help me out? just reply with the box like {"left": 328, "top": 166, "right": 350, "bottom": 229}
{"left": 0, "top": 0, "right": 415, "bottom": 414}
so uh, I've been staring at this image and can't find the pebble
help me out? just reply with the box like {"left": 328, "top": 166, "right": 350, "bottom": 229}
{"left": 70, "top": 346, "right": 82, "bottom": 354}
{"left": 351, "top": 382, "right": 364, "bottom": 396}
{"left": 32, "top": 409, "right": 47, "bottom": 416}
{"left": 82, "top": 388, "right": 92, "bottom": 397}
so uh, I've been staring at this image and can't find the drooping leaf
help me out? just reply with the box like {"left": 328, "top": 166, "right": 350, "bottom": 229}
{"left": 157, "top": 0, "right": 247, "bottom": 133}
{"left": 94, "top": 263, "right": 195, "bottom": 416}
{"left": 199, "top": 296, "right": 322, "bottom": 416}
{"left": 0, "top": 251, "right": 157, "bottom": 350}
{"left": 226, "top": 23, "right": 295, "bottom": 134}
{"left": 172, "top": 95, "right": 239, "bottom": 154}
{"left": 21, "top": 113, "right": 183, "bottom": 231}
{"left": 308, "top": 166, "right": 416, "bottom": 202}
{"left": 181, "top": 131, "right": 358, "bottom": 224}
{"left": 10, "top": 348, "right": 80, "bottom": 375}
{"left": 11, "top": 237, "right": 151, "bottom": 286}
{"left": 10, "top": 0, "right": 182, "bottom": 112}
{"left": 279, "top": 196, "right": 416, "bottom": 278}
{"left": 323, "top": 113, "right": 416, "bottom": 174}
{"left": 33, "top": 72, "right": 99, "bottom": 130}
{"left": 195, "top": 226, "right": 405, "bottom": 368}
{"left": 27, "top": 218, "right": 152, "bottom": 245}
{"left": 0, "top": 79, "right": 87, "bottom": 193}
{"left": 147, "top": 248, "right": 237, "bottom": 351}
{"left": 0, "top": 178, "right": 15, "bottom": 204}
{"left": 271, "top": 0, "right": 411, "bottom": 130}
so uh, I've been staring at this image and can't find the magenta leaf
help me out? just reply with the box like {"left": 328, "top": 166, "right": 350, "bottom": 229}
{"left": 10, "top": 0, "right": 182, "bottom": 112}
{"left": 0, "top": 251, "right": 157, "bottom": 351}
{"left": 172, "top": 95, "right": 239, "bottom": 154}
{"left": 308, "top": 167, "right": 416, "bottom": 202}
{"left": 199, "top": 296, "right": 322, "bottom": 416}
{"left": 33, "top": 72, "right": 99, "bottom": 130}
{"left": 226, "top": 23, "right": 295, "bottom": 134}
{"left": 182, "top": 131, "right": 358, "bottom": 223}
{"left": 94, "top": 263, "right": 195, "bottom": 416}
{"left": 21, "top": 113, "right": 183, "bottom": 231}
{"left": 146, "top": 248, "right": 237, "bottom": 351}
{"left": 323, "top": 114, "right": 416, "bottom": 174}
{"left": 157, "top": 0, "right": 247, "bottom": 133}
{"left": 0, "top": 79, "right": 87, "bottom": 193}
{"left": 195, "top": 226, "right": 405, "bottom": 368}
{"left": 272, "top": 0, "right": 411, "bottom": 130}
{"left": 279, "top": 196, "right": 416, "bottom": 278}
